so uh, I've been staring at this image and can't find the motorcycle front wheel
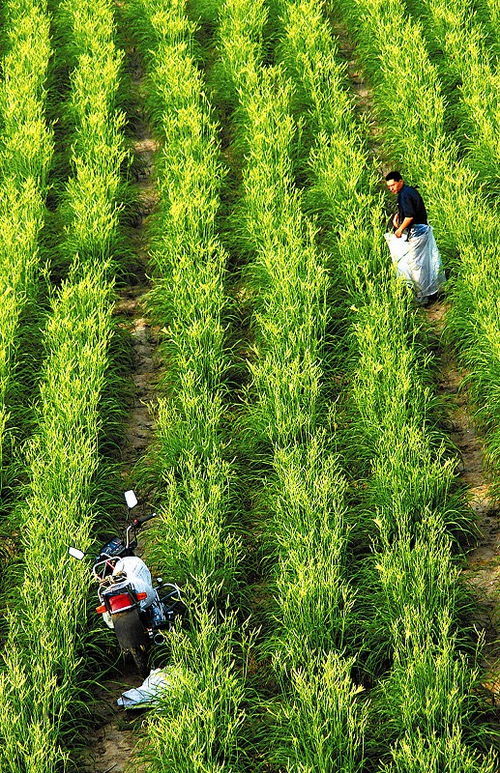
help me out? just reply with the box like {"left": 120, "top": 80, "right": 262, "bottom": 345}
{"left": 113, "top": 608, "right": 150, "bottom": 677}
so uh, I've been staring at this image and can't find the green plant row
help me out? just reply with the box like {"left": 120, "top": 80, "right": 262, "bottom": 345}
{"left": 212, "top": 0, "right": 369, "bottom": 768}
{"left": 127, "top": 0, "right": 247, "bottom": 769}
{"left": 404, "top": 0, "right": 500, "bottom": 196}
{"left": 472, "top": 0, "right": 500, "bottom": 59}
{"left": 332, "top": 0, "right": 500, "bottom": 495}
{"left": 273, "top": 0, "right": 496, "bottom": 769}
{"left": 54, "top": 0, "right": 127, "bottom": 275}
{"left": 0, "top": 0, "right": 52, "bottom": 184}
{"left": 0, "top": 276, "right": 114, "bottom": 773}
{"left": 0, "top": 0, "right": 126, "bottom": 768}
{"left": 0, "top": 0, "right": 53, "bottom": 493}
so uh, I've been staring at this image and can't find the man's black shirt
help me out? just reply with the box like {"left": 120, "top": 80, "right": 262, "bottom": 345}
{"left": 397, "top": 184, "right": 428, "bottom": 225}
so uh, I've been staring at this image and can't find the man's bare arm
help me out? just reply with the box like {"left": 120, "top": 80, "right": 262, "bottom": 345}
{"left": 395, "top": 216, "right": 413, "bottom": 238}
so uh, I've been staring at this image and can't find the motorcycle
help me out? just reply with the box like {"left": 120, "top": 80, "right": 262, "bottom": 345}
{"left": 69, "top": 490, "right": 184, "bottom": 676}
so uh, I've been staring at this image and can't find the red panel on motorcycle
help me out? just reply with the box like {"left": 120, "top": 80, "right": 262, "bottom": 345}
{"left": 109, "top": 593, "right": 135, "bottom": 613}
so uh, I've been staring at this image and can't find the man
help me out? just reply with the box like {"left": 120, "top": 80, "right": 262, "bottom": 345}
{"left": 384, "top": 170, "right": 444, "bottom": 305}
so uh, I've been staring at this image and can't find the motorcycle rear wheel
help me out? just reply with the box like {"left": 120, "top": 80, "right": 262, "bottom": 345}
{"left": 113, "top": 609, "right": 150, "bottom": 677}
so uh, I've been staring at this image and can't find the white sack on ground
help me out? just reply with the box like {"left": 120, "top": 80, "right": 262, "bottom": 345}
{"left": 385, "top": 225, "right": 445, "bottom": 300}
{"left": 117, "top": 668, "right": 172, "bottom": 709}
{"left": 117, "top": 665, "right": 190, "bottom": 709}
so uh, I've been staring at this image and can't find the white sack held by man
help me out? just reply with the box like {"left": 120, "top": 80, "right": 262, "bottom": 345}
{"left": 384, "top": 170, "right": 445, "bottom": 304}
{"left": 384, "top": 224, "right": 445, "bottom": 302}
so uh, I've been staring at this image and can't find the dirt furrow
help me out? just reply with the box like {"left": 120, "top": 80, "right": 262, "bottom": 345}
{"left": 80, "top": 44, "right": 160, "bottom": 773}
{"left": 427, "top": 303, "right": 500, "bottom": 699}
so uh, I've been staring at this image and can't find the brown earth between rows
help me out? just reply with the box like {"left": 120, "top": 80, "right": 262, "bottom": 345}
{"left": 80, "top": 41, "right": 161, "bottom": 773}
{"left": 428, "top": 302, "right": 500, "bottom": 699}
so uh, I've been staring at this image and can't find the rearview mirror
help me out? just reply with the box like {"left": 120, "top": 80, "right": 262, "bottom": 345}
{"left": 124, "top": 490, "right": 138, "bottom": 509}
{"left": 68, "top": 547, "right": 85, "bottom": 561}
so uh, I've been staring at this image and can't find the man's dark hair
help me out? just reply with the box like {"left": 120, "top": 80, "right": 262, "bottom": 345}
{"left": 385, "top": 170, "right": 403, "bottom": 182}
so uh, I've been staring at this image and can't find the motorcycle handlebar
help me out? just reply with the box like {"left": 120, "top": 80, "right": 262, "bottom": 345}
{"left": 132, "top": 512, "right": 156, "bottom": 527}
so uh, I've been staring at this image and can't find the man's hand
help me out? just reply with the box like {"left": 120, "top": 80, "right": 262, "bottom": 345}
{"left": 395, "top": 216, "right": 413, "bottom": 238}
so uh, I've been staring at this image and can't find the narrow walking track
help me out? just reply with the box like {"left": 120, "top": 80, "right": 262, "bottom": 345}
{"left": 428, "top": 302, "right": 500, "bottom": 700}
{"left": 337, "top": 22, "right": 500, "bottom": 704}
{"left": 80, "top": 669, "right": 145, "bottom": 773}
{"left": 117, "top": 28, "right": 161, "bottom": 470}
{"left": 117, "top": 146, "right": 160, "bottom": 467}
{"left": 80, "top": 37, "right": 160, "bottom": 773}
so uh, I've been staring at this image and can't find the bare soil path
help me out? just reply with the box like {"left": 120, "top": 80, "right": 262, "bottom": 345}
{"left": 81, "top": 669, "right": 145, "bottom": 773}
{"left": 427, "top": 303, "right": 500, "bottom": 699}
{"left": 335, "top": 21, "right": 500, "bottom": 702}
{"left": 80, "top": 41, "right": 161, "bottom": 773}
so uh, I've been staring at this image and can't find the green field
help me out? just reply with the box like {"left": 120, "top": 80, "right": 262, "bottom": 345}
{"left": 0, "top": 0, "right": 498, "bottom": 770}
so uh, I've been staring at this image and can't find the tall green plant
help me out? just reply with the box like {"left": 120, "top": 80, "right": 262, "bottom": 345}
{"left": 460, "top": 0, "right": 500, "bottom": 60}
{"left": 0, "top": 275, "right": 114, "bottom": 773}
{"left": 0, "top": 0, "right": 125, "bottom": 767}
{"left": 55, "top": 0, "right": 126, "bottom": 274}
{"left": 404, "top": 0, "right": 500, "bottom": 195}
{"left": 268, "top": 654, "right": 368, "bottom": 773}
{"left": 0, "top": 0, "right": 53, "bottom": 491}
